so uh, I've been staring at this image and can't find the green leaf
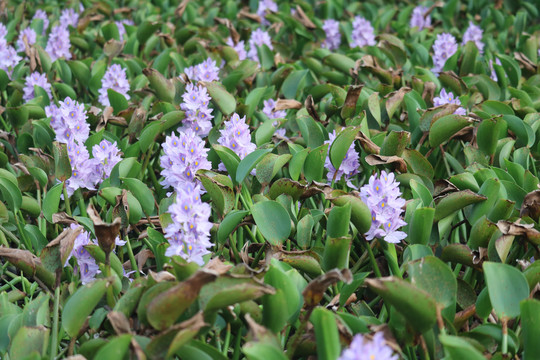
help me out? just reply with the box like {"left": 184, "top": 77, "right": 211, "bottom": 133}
{"left": 429, "top": 114, "right": 471, "bottom": 147}
{"left": 198, "top": 170, "right": 235, "bottom": 217}
{"left": 43, "top": 183, "right": 64, "bottom": 223}
{"left": 236, "top": 148, "right": 273, "bottom": 184}
{"left": 121, "top": 177, "right": 155, "bottom": 215}
{"left": 329, "top": 127, "right": 358, "bottom": 173}
{"left": 434, "top": 190, "right": 486, "bottom": 221}
{"left": 324, "top": 53, "right": 355, "bottom": 75}
{"left": 289, "top": 148, "right": 309, "bottom": 181}
{"left": 107, "top": 89, "right": 129, "bottom": 114}
{"left": 408, "top": 207, "right": 435, "bottom": 245}
{"left": 380, "top": 131, "right": 410, "bottom": 157}
{"left": 204, "top": 81, "right": 236, "bottom": 115}
{"left": 251, "top": 201, "right": 291, "bottom": 245}
{"left": 281, "top": 70, "right": 308, "bottom": 99}
{"left": 217, "top": 210, "right": 250, "bottom": 244}
{"left": 365, "top": 276, "right": 437, "bottom": 333}
{"left": 439, "top": 334, "right": 486, "bottom": 360}
{"left": 62, "top": 279, "right": 109, "bottom": 337}
{"left": 139, "top": 111, "right": 184, "bottom": 152}
{"left": 483, "top": 262, "right": 529, "bottom": 319}
{"left": 477, "top": 117, "right": 505, "bottom": 156}
{"left": 330, "top": 195, "right": 372, "bottom": 234}
{"left": 94, "top": 334, "right": 132, "bottom": 359}
{"left": 520, "top": 299, "right": 540, "bottom": 360}
{"left": 9, "top": 325, "right": 49, "bottom": 359}
{"left": 213, "top": 145, "right": 241, "bottom": 186}
{"left": 311, "top": 308, "right": 340, "bottom": 360}
{"left": 304, "top": 144, "right": 329, "bottom": 182}
{"left": 0, "top": 177, "right": 22, "bottom": 212}
{"left": 243, "top": 343, "right": 288, "bottom": 360}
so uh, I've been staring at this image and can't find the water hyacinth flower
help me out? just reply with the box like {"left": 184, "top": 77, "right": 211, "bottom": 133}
{"left": 324, "top": 130, "right": 360, "bottom": 187}
{"left": 98, "top": 64, "right": 131, "bottom": 107}
{"left": 66, "top": 140, "right": 101, "bottom": 195}
{"left": 226, "top": 37, "right": 247, "bottom": 61}
{"left": 45, "top": 25, "right": 72, "bottom": 62}
{"left": 410, "top": 6, "right": 431, "bottom": 30}
{"left": 164, "top": 184, "right": 213, "bottom": 265}
{"left": 462, "top": 21, "right": 484, "bottom": 54}
{"left": 433, "top": 88, "right": 467, "bottom": 115}
{"left": 322, "top": 19, "right": 341, "bottom": 50}
{"left": 60, "top": 8, "right": 79, "bottom": 28}
{"left": 16, "top": 27, "right": 37, "bottom": 52}
{"left": 92, "top": 140, "right": 122, "bottom": 179}
{"left": 32, "top": 9, "right": 49, "bottom": 32}
{"left": 338, "top": 332, "right": 398, "bottom": 360}
{"left": 184, "top": 57, "right": 220, "bottom": 82}
{"left": 360, "top": 171, "right": 407, "bottom": 244}
{"left": 116, "top": 19, "right": 134, "bottom": 41}
{"left": 0, "top": 39, "right": 22, "bottom": 78}
{"left": 0, "top": 23, "right": 7, "bottom": 39}
{"left": 431, "top": 32, "right": 457, "bottom": 74}
{"left": 160, "top": 129, "right": 211, "bottom": 191}
{"left": 180, "top": 83, "right": 214, "bottom": 137}
{"left": 257, "top": 0, "right": 278, "bottom": 26}
{"left": 218, "top": 113, "right": 257, "bottom": 163}
{"left": 23, "top": 72, "right": 52, "bottom": 102}
{"left": 247, "top": 28, "right": 273, "bottom": 62}
{"left": 263, "top": 99, "right": 287, "bottom": 137}
{"left": 350, "top": 16, "right": 376, "bottom": 48}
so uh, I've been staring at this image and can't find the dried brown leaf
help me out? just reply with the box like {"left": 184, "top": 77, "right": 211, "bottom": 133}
{"left": 87, "top": 204, "right": 122, "bottom": 255}
{"left": 274, "top": 99, "right": 302, "bottom": 111}
{"left": 365, "top": 154, "right": 407, "bottom": 173}
{"left": 214, "top": 17, "right": 240, "bottom": 44}
{"left": 304, "top": 95, "right": 321, "bottom": 123}
{"left": 107, "top": 311, "right": 131, "bottom": 335}
{"left": 520, "top": 190, "right": 540, "bottom": 221}
{"left": 302, "top": 269, "right": 352, "bottom": 308}
{"left": 355, "top": 131, "right": 381, "bottom": 154}
{"left": 293, "top": 6, "right": 316, "bottom": 29}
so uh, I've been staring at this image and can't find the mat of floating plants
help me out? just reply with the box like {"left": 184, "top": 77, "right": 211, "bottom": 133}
{"left": 0, "top": 0, "right": 540, "bottom": 359}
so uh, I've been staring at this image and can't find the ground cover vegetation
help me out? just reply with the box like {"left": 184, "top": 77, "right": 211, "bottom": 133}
{"left": 0, "top": 0, "right": 539, "bottom": 359}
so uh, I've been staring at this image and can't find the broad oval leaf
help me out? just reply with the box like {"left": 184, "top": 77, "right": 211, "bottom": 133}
{"left": 251, "top": 201, "right": 291, "bottom": 245}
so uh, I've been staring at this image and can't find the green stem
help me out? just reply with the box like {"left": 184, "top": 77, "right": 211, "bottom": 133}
{"left": 361, "top": 236, "right": 382, "bottom": 278}
{"left": 0, "top": 224, "right": 21, "bottom": 247}
{"left": 50, "top": 285, "right": 60, "bottom": 360}
{"left": 125, "top": 233, "right": 140, "bottom": 278}
{"left": 251, "top": 244, "right": 266, "bottom": 268}
{"left": 222, "top": 323, "right": 231, "bottom": 356}
{"left": 78, "top": 196, "right": 87, "bottom": 217}
{"left": 228, "top": 235, "right": 241, "bottom": 263}
{"left": 383, "top": 243, "right": 402, "bottom": 278}
{"left": 62, "top": 184, "right": 72, "bottom": 216}
{"left": 502, "top": 318, "right": 508, "bottom": 355}
{"left": 15, "top": 212, "right": 31, "bottom": 250}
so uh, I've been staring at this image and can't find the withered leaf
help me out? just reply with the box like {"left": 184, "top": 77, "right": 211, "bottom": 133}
{"left": 87, "top": 204, "right": 122, "bottom": 255}
{"left": 365, "top": 154, "right": 407, "bottom": 173}
{"left": 52, "top": 212, "right": 77, "bottom": 225}
{"left": 355, "top": 132, "right": 381, "bottom": 154}
{"left": 304, "top": 95, "right": 321, "bottom": 123}
{"left": 41, "top": 226, "right": 82, "bottom": 273}
{"left": 520, "top": 190, "right": 540, "bottom": 221}
{"left": 214, "top": 17, "right": 240, "bottom": 44}
{"left": 274, "top": 99, "right": 302, "bottom": 111}
{"left": 302, "top": 268, "right": 352, "bottom": 308}
{"left": 293, "top": 6, "right": 316, "bottom": 29}
{"left": 107, "top": 311, "right": 131, "bottom": 335}
{"left": 497, "top": 220, "right": 540, "bottom": 245}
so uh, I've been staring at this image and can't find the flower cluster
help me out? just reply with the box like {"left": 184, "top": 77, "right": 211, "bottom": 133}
{"left": 462, "top": 21, "right": 484, "bottom": 54}
{"left": 16, "top": 27, "right": 37, "bottom": 52}
{"left": 116, "top": 19, "right": 134, "bottom": 41}
{"left": 247, "top": 28, "right": 273, "bottom": 63}
{"left": 180, "top": 83, "right": 214, "bottom": 137}
{"left": 262, "top": 99, "right": 287, "bottom": 137}
{"left": 433, "top": 88, "right": 467, "bottom": 115}
{"left": 32, "top": 9, "right": 49, "bottom": 31}
{"left": 324, "top": 130, "right": 360, "bottom": 187}
{"left": 338, "top": 332, "right": 398, "bottom": 360}
{"left": 218, "top": 113, "right": 256, "bottom": 164}
{"left": 184, "top": 57, "right": 220, "bottom": 82}
{"left": 431, "top": 32, "right": 458, "bottom": 74}
{"left": 45, "top": 25, "right": 72, "bottom": 62}
{"left": 257, "top": 0, "right": 278, "bottom": 26}
{"left": 322, "top": 19, "right": 341, "bottom": 50}
{"left": 47, "top": 97, "right": 121, "bottom": 194}
{"left": 360, "top": 171, "right": 407, "bottom": 244}
{"left": 0, "top": 25, "right": 22, "bottom": 78}
{"left": 23, "top": 72, "right": 52, "bottom": 102}
{"left": 226, "top": 37, "right": 247, "bottom": 61}
{"left": 350, "top": 16, "right": 376, "bottom": 48}
{"left": 410, "top": 6, "right": 431, "bottom": 30}
{"left": 98, "top": 64, "right": 131, "bottom": 107}
{"left": 160, "top": 128, "right": 211, "bottom": 192}
{"left": 60, "top": 8, "right": 79, "bottom": 28}
{"left": 164, "top": 184, "right": 213, "bottom": 265}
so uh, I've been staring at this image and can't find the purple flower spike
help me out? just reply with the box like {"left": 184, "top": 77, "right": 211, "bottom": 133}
{"left": 0, "top": 33, "right": 22, "bottom": 78}
{"left": 60, "top": 8, "right": 79, "bottom": 28}
{"left": 338, "top": 332, "right": 398, "bottom": 360}
{"left": 410, "top": 6, "right": 431, "bottom": 30}
{"left": 226, "top": 37, "right": 247, "bottom": 61}
{"left": 218, "top": 113, "right": 257, "bottom": 162}
{"left": 23, "top": 72, "right": 52, "bottom": 102}
{"left": 45, "top": 25, "right": 72, "bottom": 62}
{"left": 262, "top": 99, "right": 286, "bottom": 119}
{"left": 98, "top": 64, "right": 131, "bottom": 107}
{"left": 462, "top": 21, "right": 484, "bottom": 54}
{"left": 360, "top": 171, "right": 407, "bottom": 244}
{"left": 433, "top": 89, "right": 466, "bottom": 115}
{"left": 0, "top": 24, "right": 7, "bottom": 39}
{"left": 116, "top": 19, "right": 134, "bottom": 41}
{"left": 431, "top": 32, "right": 457, "bottom": 74}
{"left": 183, "top": 57, "right": 220, "bottom": 82}
{"left": 247, "top": 28, "right": 273, "bottom": 63}
{"left": 257, "top": 0, "right": 278, "bottom": 26}
{"left": 350, "top": 16, "right": 376, "bottom": 48}
{"left": 16, "top": 28, "right": 37, "bottom": 52}
{"left": 164, "top": 184, "right": 213, "bottom": 265}
{"left": 160, "top": 129, "right": 211, "bottom": 191}
{"left": 322, "top": 19, "right": 341, "bottom": 50}
{"left": 92, "top": 140, "right": 122, "bottom": 179}
{"left": 324, "top": 130, "right": 360, "bottom": 188}
{"left": 180, "top": 83, "right": 214, "bottom": 137}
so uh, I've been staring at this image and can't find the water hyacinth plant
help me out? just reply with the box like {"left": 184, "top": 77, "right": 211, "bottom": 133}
{"left": 0, "top": 1, "right": 539, "bottom": 360}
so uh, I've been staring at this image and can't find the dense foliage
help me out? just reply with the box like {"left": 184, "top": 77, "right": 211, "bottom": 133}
{"left": 0, "top": 0, "right": 540, "bottom": 359}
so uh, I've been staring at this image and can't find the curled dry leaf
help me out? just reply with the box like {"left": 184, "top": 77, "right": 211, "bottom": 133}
{"left": 43, "top": 225, "right": 82, "bottom": 269}
{"left": 148, "top": 270, "right": 177, "bottom": 282}
{"left": 304, "top": 95, "right": 322, "bottom": 123}
{"left": 520, "top": 190, "right": 540, "bottom": 221}
{"left": 514, "top": 52, "right": 537, "bottom": 73}
{"left": 293, "top": 6, "right": 316, "bottom": 29}
{"left": 274, "top": 99, "right": 302, "bottom": 111}
{"left": 103, "top": 39, "right": 125, "bottom": 58}
{"left": 87, "top": 203, "right": 122, "bottom": 256}
{"left": 204, "top": 257, "right": 233, "bottom": 275}
{"left": 422, "top": 81, "right": 436, "bottom": 104}
{"left": 175, "top": 0, "right": 190, "bottom": 17}
{"left": 302, "top": 268, "right": 353, "bottom": 308}
{"left": 365, "top": 154, "right": 408, "bottom": 173}
{"left": 52, "top": 212, "right": 77, "bottom": 225}
{"left": 107, "top": 311, "right": 132, "bottom": 335}
{"left": 239, "top": 8, "right": 261, "bottom": 22}
{"left": 214, "top": 17, "right": 240, "bottom": 44}
{"left": 497, "top": 220, "right": 540, "bottom": 245}
{"left": 355, "top": 132, "right": 381, "bottom": 154}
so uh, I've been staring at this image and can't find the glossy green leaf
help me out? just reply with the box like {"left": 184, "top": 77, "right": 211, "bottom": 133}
{"left": 205, "top": 81, "right": 236, "bottom": 115}
{"left": 236, "top": 148, "right": 273, "bottom": 184}
{"left": 217, "top": 210, "right": 250, "bottom": 244}
{"left": 483, "top": 262, "right": 529, "bottom": 319}
{"left": 121, "top": 177, "right": 155, "bottom": 215}
{"left": 251, "top": 201, "right": 291, "bottom": 245}
{"left": 311, "top": 308, "right": 340, "bottom": 360}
